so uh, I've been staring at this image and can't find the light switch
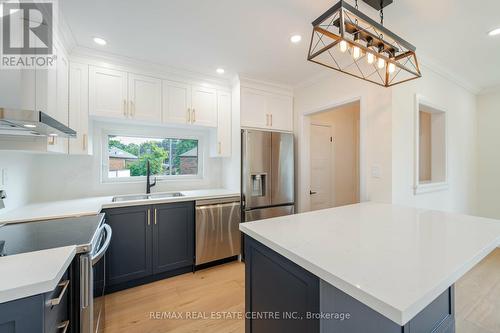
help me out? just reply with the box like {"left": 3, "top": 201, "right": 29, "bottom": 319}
{"left": 371, "top": 165, "right": 381, "bottom": 179}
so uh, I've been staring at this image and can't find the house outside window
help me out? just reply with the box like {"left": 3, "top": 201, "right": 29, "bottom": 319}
{"left": 104, "top": 134, "right": 200, "bottom": 181}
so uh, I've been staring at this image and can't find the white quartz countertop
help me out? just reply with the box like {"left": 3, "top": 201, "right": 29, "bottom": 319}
{"left": 239, "top": 202, "right": 500, "bottom": 326}
{"left": 0, "top": 246, "right": 76, "bottom": 303}
{"left": 0, "top": 188, "right": 239, "bottom": 224}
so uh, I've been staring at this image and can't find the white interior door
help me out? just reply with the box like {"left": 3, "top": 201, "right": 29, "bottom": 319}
{"left": 128, "top": 74, "right": 162, "bottom": 121}
{"left": 310, "top": 124, "right": 332, "bottom": 211}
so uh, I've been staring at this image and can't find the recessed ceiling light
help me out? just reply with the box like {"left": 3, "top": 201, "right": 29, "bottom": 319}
{"left": 290, "top": 35, "right": 302, "bottom": 43}
{"left": 23, "top": 124, "right": 36, "bottom": 128}
{"left": 488, "top": 28, "right": 500, "bottom": 37}
{"left": 93, "top": 37, "right": 107, "bottom": 46}
{"left": 216, "top": 68, "right": 225, "bottom": 74}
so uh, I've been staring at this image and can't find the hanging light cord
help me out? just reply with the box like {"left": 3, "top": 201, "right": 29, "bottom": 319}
{"left": 355, "top": 0, "right": 359, "bottom": 9}
{"left": 379, "top": 1, "right": 384, "bottom": 25}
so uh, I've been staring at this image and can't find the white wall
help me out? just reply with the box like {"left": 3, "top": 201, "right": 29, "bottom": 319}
{"left": 294, "top": 72, "right": 392, "bottom": 213}
{"left": 0, "top": 152, "right": 37, "bottom": 213}
{"left": 30, "top": 122, "right": 224, "bottom": 202}
{"left": 476, "top": 90, "right": 500, "bottom": 219}
{"left": 392, "top": 66, "right": 477, "bottom": 214}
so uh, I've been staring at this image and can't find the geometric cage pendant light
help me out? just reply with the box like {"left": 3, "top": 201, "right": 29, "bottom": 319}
{"left": 308, "top": 0, "right": 422, "bottom": 87}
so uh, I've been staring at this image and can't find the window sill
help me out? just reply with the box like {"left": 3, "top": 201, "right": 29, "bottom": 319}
{"left": 414, "top": 182, "right": 449, "bottom": 195}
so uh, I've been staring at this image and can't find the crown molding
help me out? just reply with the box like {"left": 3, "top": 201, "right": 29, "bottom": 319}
{"left": 69, "top": 46, "right": 232, "bottom": 89}
{"left": 478, "top": 85, "right": 500, "bottom": 96}
{"left": 238, "top": 75, "right": 294, "bottom": 96}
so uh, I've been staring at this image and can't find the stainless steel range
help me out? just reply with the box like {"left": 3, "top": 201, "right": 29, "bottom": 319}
{"left": 0, "top": 214, "right": 112, "bottom": 333}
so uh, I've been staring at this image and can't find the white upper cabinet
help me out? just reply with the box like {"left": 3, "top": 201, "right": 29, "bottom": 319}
{"left": 163, "top": 81, "right": 217, "bottom": 127}
{"left": 128, "top": 73, "right": 162, "bottom": 121}
{"left": 69, "top": 62, "right": 91, "bottom": 155}
{"left": 191, "top": 85, "right": 217, "bottom": 127}
{"left": 240, "top": 86, "right": 293, "bottom": 132}
{"left": 212, "top": 90, "right": 232, "bottom": 157}
{"left": 240, "top": 88, "right": 268, "bottom": 129}
{"left": 267, "top": 94, "right": 293, "bottom": 132}
{"left": 89, "top": 66, "right": 128, "bottom": 119}
{"left": 162, "top": 80, "right": 192, "bottom": 125}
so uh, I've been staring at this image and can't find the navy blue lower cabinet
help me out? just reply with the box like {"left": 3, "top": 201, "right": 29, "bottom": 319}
{"left": 244, "top": 236, "right": 320, "bottom": 333}
{"left": 104, "top": 202, "right": 195, "bottom": 293}
{"left": 153, "top": 202, "right": 194, "bottom": 274}
{"left": 0, "top": 271, "right": 70, "bottom": 333}
{"left": 104, "top": 205, "right": 153, "bottom": 288}
{"left": 244, "top": 235, "right": 456, "bottom": 333}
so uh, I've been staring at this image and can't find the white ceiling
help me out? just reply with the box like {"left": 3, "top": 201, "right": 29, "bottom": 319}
{"left": 61, "top": 0, "right": 500, "bottom": 91}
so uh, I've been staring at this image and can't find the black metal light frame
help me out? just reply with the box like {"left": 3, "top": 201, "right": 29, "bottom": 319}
{"left": 308, "top": 0, "right": 422, "bottom": 87}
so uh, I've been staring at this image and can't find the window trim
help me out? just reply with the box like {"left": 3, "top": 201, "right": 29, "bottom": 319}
{"left": 101, "top": 129, "right": 204, "bottom": 184}
{"left": 413, "top": 94, "right": 449, "bottom": 195}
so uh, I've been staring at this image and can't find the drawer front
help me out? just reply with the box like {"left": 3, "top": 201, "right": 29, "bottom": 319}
{"left": 44, "top": 272, "right": 70, "bottom": 333}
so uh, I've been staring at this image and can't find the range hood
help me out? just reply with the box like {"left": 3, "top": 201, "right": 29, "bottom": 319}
{"left": 0, "top": 108, "right": 76, "bottom": 138}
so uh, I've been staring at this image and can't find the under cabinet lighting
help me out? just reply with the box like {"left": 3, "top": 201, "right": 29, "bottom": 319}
{"left": 216, "top": 68, "right": 225, "bottom": 74}
{"left": 23, "top": 124, "right": 36, "bottom": 128}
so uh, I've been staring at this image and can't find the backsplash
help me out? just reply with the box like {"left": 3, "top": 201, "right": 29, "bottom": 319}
{"left": 0, "top": 152, "right": 37, "bottom": 214}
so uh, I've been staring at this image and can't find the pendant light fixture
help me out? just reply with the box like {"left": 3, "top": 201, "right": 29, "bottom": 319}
{"left": 308, "top": 0, "right": 421, "bottom": 87}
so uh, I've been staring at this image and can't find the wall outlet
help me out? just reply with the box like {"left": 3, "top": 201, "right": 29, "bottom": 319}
{"left": 371, "top": 165, "right": 381, "bottom": 179}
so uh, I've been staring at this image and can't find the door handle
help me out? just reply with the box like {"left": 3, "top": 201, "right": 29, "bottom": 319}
{"left": 309, "top": 190, "right": 317, "bottom": 195}
{"left": 147, "top": 209, "right": 151, "bottom": 225}
{"left": 154, "top": 208, "right": 157, "bottom": 225}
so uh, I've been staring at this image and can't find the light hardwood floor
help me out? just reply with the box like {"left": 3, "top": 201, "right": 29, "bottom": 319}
{"left": 104, "top": 249, "right": 500, "bottom": 333}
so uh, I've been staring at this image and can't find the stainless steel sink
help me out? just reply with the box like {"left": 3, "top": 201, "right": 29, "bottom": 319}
{"left": 149, "top": 192, "right": 184, "bottom": 199}
{"left": 112, "top": 194, "right": 150, "bottom": 202}
{"left": 112, "top": 192, "right": 184, "bottom": 202}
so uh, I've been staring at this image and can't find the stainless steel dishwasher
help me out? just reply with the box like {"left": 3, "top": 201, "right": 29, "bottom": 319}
{"left": 195, "top": 196, "right": 241, "bottom": 266}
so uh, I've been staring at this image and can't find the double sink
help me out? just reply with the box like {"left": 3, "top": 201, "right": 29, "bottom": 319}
{"left": 112, "top": 192, "right": 184, "bottom": 203}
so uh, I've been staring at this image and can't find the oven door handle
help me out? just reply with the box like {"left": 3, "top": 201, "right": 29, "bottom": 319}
{"left": 91, "top": 224, "right": 112, "bottom": 265}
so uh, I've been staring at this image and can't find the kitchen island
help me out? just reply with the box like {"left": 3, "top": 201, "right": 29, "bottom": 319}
{"left": 239, "top": 202, "right": 500, "bottom": 333}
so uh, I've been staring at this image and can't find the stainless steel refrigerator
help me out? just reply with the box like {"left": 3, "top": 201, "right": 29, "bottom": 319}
{"left": 241, "top": 129, "right": 295, "bottom": 222}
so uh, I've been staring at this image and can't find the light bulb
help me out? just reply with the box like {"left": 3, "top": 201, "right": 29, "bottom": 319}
{"left": 339, "top": 40, "right": 348, "bottom": 53}
{"left": 367, "top": 53, "right": 375, "bottom": 64}
{"left": 388, "top": 63, "right": 396, "bottom": 73}
{"left": 377, "top": 58, "right": 385, "bottom": 69}
{"left": 352, "top": 46, "right": 361, "bottom": 59}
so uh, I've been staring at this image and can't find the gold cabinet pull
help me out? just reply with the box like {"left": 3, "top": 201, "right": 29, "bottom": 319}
{"left": 154, "top": 208, "right": 157, "bottom": 225}
{"left": 270, "top": 114, "right": 273, "bottom": 127}
{"left": 57, "top": 320, "right": 70, "bottom": 333}
{"left": 187, "top": 108, "right": 191, "bottom": 123}
{"left": 218, "top": 142, "right": 222, "bottom": 155}
{"left": 265, "top": 114, "right": 269, "bottom": 126}
{"left": 82, "top": 134, "right": 87, "bottom": 151}
{"left": 130, "top": 100, "right": 135, "bottom": 117}
{"left": 192, "top": 108, "right": 196, "bottom": 123}
{"left": 48, "top": 280, "right": 70, "bottom": 306}
{"left": 147, "top": 209, "right": 151, "bottom": 226}
{"left": 123, "top": 99, "right": 127, "bottom": 116}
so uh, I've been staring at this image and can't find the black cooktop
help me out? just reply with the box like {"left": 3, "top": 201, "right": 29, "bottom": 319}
{"left": 0, "top": 214, "right": 105, "bottom": 256}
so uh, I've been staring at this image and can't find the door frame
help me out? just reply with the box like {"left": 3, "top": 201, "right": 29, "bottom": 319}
{"left": 301, "top": 96, "right": 364, "bottom": 212}
{"left": 309, "top": 123, "right": 333, "bottom": 210}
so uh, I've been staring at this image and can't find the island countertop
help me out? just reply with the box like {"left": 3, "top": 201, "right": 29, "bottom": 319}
{"left": 239, "top": 202, "right": 500, "bottom": 325}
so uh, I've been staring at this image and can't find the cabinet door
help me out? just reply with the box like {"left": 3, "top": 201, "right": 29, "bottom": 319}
{"left": 128, "top": 73, "right": 162, "bottom": 121}
{"left": 162, "top": 80, "right": 192, "bottom": 125}
{"left": 268, "top": 94, "right": 293, "bottom": 132}
{"left": 191, "top": 85, "right": 217, "bottom": 127}
{"left": 215, "top": 91, "right": 232, "bottom": 157}
{"left": 105, "top": 205, "right": 153, "bottom": 286}
{"left": 69, "top": 63, "right": 91, "bottom": 155}
{"left": 46, "top": 47, "right": 69, "bottom": 154}
{"left": 240, "top": 88, "right": 269, "bottom": 129}
{"left": 153, "top": 202, "right": 194, "bottom": 274}
{"left": 35, "top": 45, "right": 57, "bottom": 120}
{"left": 89, "top": 66, "right": 128, "bottom": 119}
